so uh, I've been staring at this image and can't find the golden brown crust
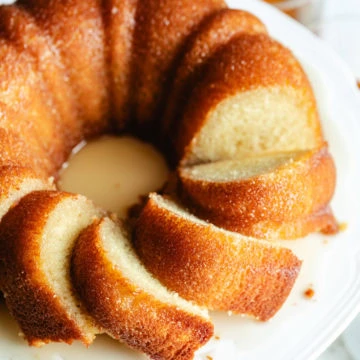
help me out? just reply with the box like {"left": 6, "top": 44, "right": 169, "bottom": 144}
{"left": 133, "top": 194, "right": 302, "bottom": 321}
{"left": 0, "top": 190, "right": 95, "bottom": 346}
{"left": 178, "top": 146, "right": 337, "bottom": 239}
{"left": 0, "top": 4, "right": 82, "bottom": 153}
{"left": 103, "top": 0, "right": 137, "bottom": 131}
{"left": 72, "top": 218, "right": 214, "bottom": 360}
{"left": 162, "top": 8, "right": 267, "bottom": 138}
{"left": 131, "top": 0, "right": 227, "bottom": 131}
{"left": 174, "top": 33, "right": 323, "bottom": 164}
{"left": 19, "top": 0, "right": 110, "bottom": 137}
{"left": 0, "top": 38, "right": 66, "bottom": 171}
{"left": 0, "top": 127, "right": 52, "bottom": 177}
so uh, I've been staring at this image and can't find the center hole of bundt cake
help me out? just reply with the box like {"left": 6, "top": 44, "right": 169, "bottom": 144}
{"left": 57, "top": 136, "right": 169, "bottom": 218}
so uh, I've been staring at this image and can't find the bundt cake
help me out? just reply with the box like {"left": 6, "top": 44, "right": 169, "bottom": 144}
{"left": 0, "top": 0, "right": 337, "bottom": 358}
{"left": 177, "top": 145, "right": 338, "bottom": 239}
{"left": 133, "top": 193, "right": 302, "bottom": 321}
{"left": 72, "top": 216, "right": 213, "bottom": 360}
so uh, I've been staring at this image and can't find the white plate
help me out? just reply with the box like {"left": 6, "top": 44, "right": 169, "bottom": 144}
{"left": 1, "top": 0, "right": 360, "bottom": 359}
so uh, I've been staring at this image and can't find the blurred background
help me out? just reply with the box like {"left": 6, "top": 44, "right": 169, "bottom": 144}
{"left": 264, "top": 0, "right": 360, "bottom": 358}
{"left": 263, "top": 0, "right": 360, "bottom": 84}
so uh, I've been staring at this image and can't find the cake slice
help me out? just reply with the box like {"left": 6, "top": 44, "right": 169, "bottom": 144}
{"left": 0, "top": 190, "right": 103, "bottom": 346}
{"left": 174, "top": 33, "right": 324, "bottom": 165}
{"left": 178, "top": 146, "right": 337, "bottom": 239}
{"left": 71, "top": 216, "right": 213, "bottom": 360}
{"left": 162, "top": 8, "right": 267, "bottom": 140}
{"left": 133, "top": 193, "right": 302, "bottom": 321}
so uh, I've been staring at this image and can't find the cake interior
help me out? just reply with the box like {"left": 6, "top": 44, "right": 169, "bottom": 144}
{"left": 181, "top": 150, "right": 306, "bottom": 182}
{"left": 40, "top": 196, "right": 102, "bottom": 338}
{"left": 188, "top": 87, "right": 318, "bottom": 164}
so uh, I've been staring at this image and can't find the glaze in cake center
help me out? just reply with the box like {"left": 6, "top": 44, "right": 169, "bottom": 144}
{"left": 58, "top": 136, "right": 169, "bottom": 218}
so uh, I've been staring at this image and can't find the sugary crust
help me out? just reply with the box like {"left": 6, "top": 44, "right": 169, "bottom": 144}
{"left": 131, "top": 0, "right": 227, "bottom": 131}
{"left": 72, "top": 218, "right": 214, "bottom": 360}
{"left": 163, "top": 9, "right": 267, "bottom": 139}
{"left": 0, "top": 190, "right": 96, "bottom": 346}
{"left": 175, "top": 33, "right": 323, "bottom": 164}
{"left": 179, "top": 146, "right": 336, "bottom": 233}
{"left": 0, "top": 127, "right": 52, "bottom": 177}
{"left": 0, "top": 38, "right": 66, "bottom": 170}
{"left": 19, "top": 0, "right": 110, "bottom": 137}
{"left": 103, "top": 0, "right": 137, "bottom": 131}
{"left": 0, "top": 4, "right": 82, "bottom": 153}
{"left": 133, "top": 195, "right": 302, "bottom": 321}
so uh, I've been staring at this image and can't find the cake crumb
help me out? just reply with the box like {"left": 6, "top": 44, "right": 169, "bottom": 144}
{"left": 304, "top": 288, "right": 315, "bottom": 299}
{"left": 206, "top": 356, "right": 213, "bottom": 360}
{"left": 339, "top": 222, "right": 348, "bottom": 232}
{"left": 214, "top": 335, "right": 220, "bottom": 340}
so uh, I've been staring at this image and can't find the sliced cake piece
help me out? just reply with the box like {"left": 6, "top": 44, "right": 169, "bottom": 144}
{"left": 174, "top": 33, "right": 324, "bottom": 165}
{"left": 131, "top": 0, "right": 226, "bottom": 130}
{"left": 162, "top": 8, "right": 267, "bottom": 139}
{"left": 178, "top": 146, "right": 337, "bottom": 239}
{"left": 0, "top": 190, "right": 103, "bottom": 346}
{"left": 133, "top": 193, "right": 302, "bottom": 321}
{"left": 71, "top": 217, "right": 213, "bottom": 360}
